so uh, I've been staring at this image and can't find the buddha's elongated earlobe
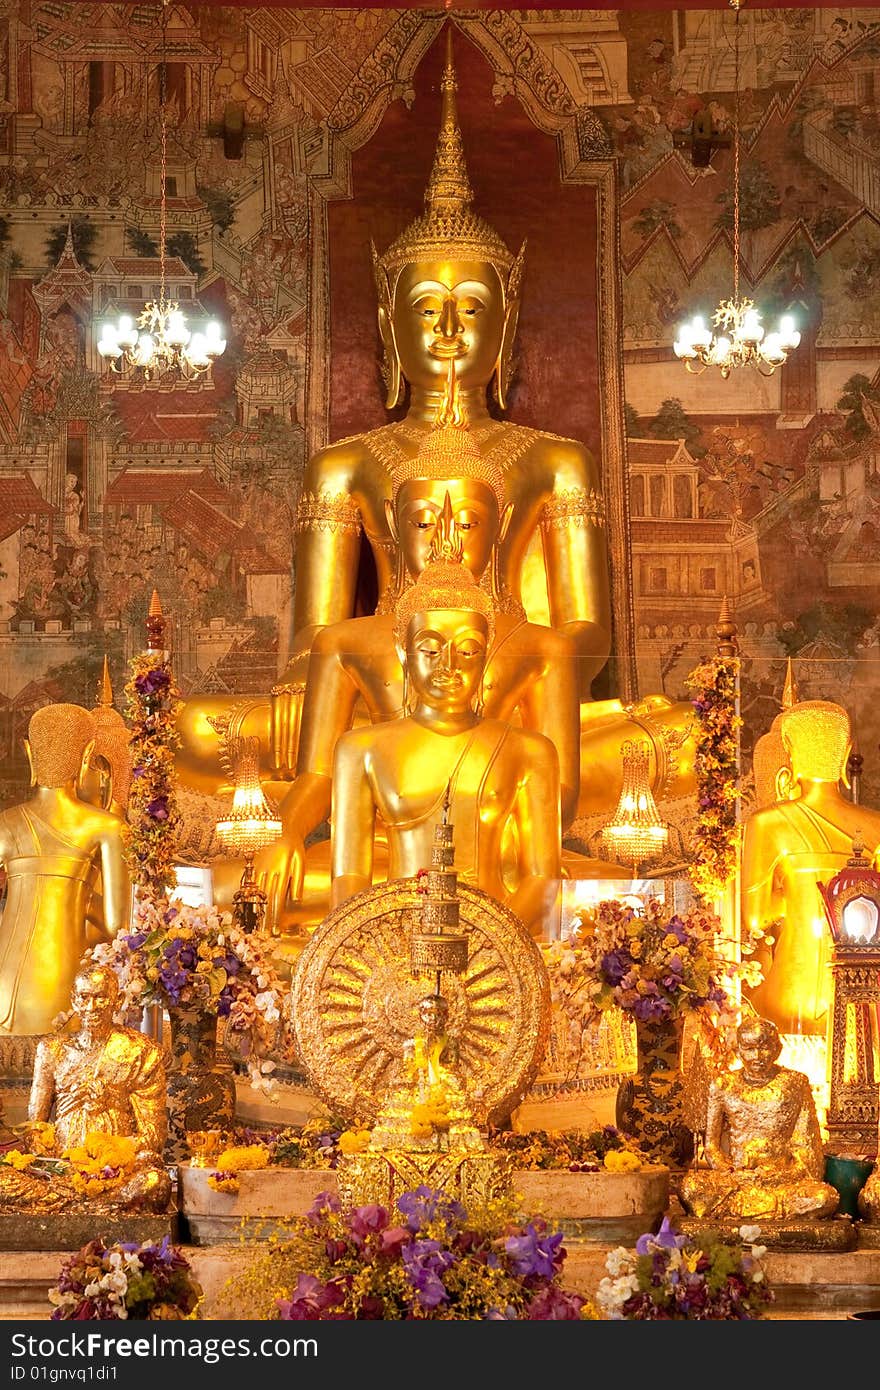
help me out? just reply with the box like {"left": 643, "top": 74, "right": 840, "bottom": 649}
{"left": 494, "top": 242, "right": 525, "bottom": 411}
{"left": 373, "top": 241, "right": 403, "bottom": 409}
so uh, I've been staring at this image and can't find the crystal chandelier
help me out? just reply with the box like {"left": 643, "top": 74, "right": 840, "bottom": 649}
{"left": 216, "top": 737, "right": 281, "bottom": 934}
{"left": 673, "top": 0, "right": 799, "bottom": 378}
{"left": 96, "top": 0, "right": 226, "bottom": 381}
{"left": 601, "top": 740, "right": 669, "bottom": 874}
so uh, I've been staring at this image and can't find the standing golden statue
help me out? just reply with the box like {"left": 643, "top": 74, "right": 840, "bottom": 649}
{"left": 0, "top": 966, "right": 170, "bottom": 1213}
{"left": 0, "top": 705, "right": 130, "bottom": 1036}
{"left": 741, "top": 699, "right": 880, "bottom": 1035}
{"left": 680, "top": 1016, "right": 838, "bottom": 1222}
{"left": 330, "top": 558, "right": 561, "bottom": 935}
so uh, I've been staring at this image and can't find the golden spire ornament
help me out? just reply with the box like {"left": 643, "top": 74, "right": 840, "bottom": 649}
{"left": 781, "top": 656, "right": 799, "bottom": 710}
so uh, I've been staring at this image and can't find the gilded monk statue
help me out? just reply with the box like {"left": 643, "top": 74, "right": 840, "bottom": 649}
{"left": 0, "top": 704, "right": 130, "bottom": 1037}
{"left": 330, "top": 558, "right": 560, "bottom": 935}
{"left": 0, "top": 966, "right": 171, "bottom": 1213}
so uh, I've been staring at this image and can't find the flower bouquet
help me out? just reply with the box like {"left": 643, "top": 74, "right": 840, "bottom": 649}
{"left": 594, "top": 1217, "right": 773, "bottom": 1320}
{"left": 234, "top": 1186, "right": 593, "bottom": 1320}
{"left": 88, "top": 896, "right": 291, "bottom": 1091}
{"left": 2, "top": 1129, "right": 138, "bottom": 1202}
{"left": 202, "top": 1117, "right": 372, "bottom": 1193}
{"left": 489, "top": 1125, "right": 644, "bottom": 1174}
{"left": 48, "top": 1237, "right": 203, "bottom": 1320}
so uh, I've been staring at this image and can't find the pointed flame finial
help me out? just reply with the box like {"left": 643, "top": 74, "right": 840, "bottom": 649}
{"left": 424, "top": 26, "right": 473, "bottom": 221}
{"left": 146, "top": 589, "right": 166, "bottom": 652}
{"left": 442, "top": 780, "right": 452, "bottom": 825}
{"left": 781, "top": 656, "right": 799, "bottom": 711}
{"left": 97, "top": 653, "right": 114, "bottom": 708}
{"left": 715, "top": 594, "right": 739, "bottom": 658}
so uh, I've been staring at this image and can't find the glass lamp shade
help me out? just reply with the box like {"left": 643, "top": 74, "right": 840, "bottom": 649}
{"left": 818, "top": 842, "right": 880, "bottom": 944}
{"left": 600, "top": 739, "right": 669, "bottom": 868}
{"left": 215, "top": 737, "right": 281, "bottom": 858}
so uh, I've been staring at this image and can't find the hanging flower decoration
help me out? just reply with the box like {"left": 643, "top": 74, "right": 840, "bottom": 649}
{"left": 684, "top": 654, "right": 742, "bottom": 903}
{"left": 124, "top": 648, "right": 182, "bottom": 900}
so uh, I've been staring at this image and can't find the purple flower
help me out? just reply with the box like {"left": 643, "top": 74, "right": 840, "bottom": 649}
{"left": 146, "top": 796, "right": 169, "bottom": 822}
{"left": 134, "top": 669, "right": 171, "bottom": 699}
{"left": 349, "top": 1204, "right": 389, "bottom": 1240}
{"left": 306, "top": 1191, "right": 340, "bottom": 1226}
{"left": 277, "top": 1274, "right": 343, "bottom": 1320}
{"left": 526, "top": 1286, "right": 585, "bottom": 1320}
{"left": 396, "top": 1186, "right": 464, "bottom": 1234}
{"left": 631, "top": 993, "right": 671, "bottom": 1023}
{"left": 666, "top": 915, "right": 689, "bottom": 944}
{"left": 485, "top": 1305, "right": 518, "bottom": 1320}
{"left": 123, "top": 932, "right": 147, "bottom": 951}
{"left": 401, "top": 1239, "right": 454, "bottom": 1309}
{"left": 600, "top": 949, "right": 631, "bottom": 985}
{"left": 504, "top": 1223, "right": 564, "bottom": 1280}
{"left": 636, "top": 1216, "right": 688, "bottom": 1256}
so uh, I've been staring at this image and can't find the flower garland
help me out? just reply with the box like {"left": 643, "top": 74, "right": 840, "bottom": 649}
{"left": 196, "top": 1119, "right": 373, "bottom": 1194}
{"left": 594, "top": 1217, "right": 773, "bottom": 1320}
{"left": 1, "top": 1130, "right": 138, "bottom": 1199}
{"left": 48, "top": 1237, "right": 203, "bottom": 1321}
{"left": 87, "top": 897, "right": 290, "bottom": 1093}
{"left": 489, "top": 1125, "right": 645, "bottom": 1174}
{"left": 235, "top": 1186, "right": 594, "bottom": 1320}
{"left": 684, "top": 654, "right": 742, "bottom": 903}
{"left": 125, "top": 649, "right": 182, "bottom": 900}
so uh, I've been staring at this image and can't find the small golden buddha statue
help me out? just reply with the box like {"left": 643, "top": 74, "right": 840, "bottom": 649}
{"left": 0, "top": 705, "right": 130, "bottom": 1036}
{"left": 679, "top": 1016, "right": 839, "bottom": 1222}
{"left": 0, "top": 966, "right": 171, "bottom": 1213}
{"left": 369, "top": 992, "right": 483, "bottom": 1155}
{"left": 741, "top": 699, "right": 880, "bottom": 1035}
{"left": 81, "top": 656, "right": 131, "bottom": 819}
{"left": 330, "top": 558, "right": 560, "bottom": 935}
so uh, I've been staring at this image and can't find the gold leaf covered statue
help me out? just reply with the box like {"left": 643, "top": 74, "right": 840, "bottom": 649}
{"left": 680, "top": 1016, "right": 839, "bottom": 1222}
{"left": 0, "top": 966, "right": 171, "bottom": 1213}
{"left": 370, "top": 992, "right": 483, "bottom": 1155}
{"left": 330, "top": 557, "right": 560, "bottom": 935}
{"left": 0, "top": 705, "right": 130, "bottom": 1036}
{"left": 741, "top": 698, "right": 880, "bottom": 1035}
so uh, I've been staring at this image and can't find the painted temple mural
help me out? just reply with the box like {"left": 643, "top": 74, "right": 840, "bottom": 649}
{"left": 0, "top": 3, "right": 879, "bottom": 813}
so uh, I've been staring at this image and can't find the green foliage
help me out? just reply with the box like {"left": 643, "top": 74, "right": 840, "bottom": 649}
{"left": 45, "top": 216, "right": 98, "bottom": 271}
{"left": 836, "top": 373, "right": 880, "bottom": 440}
{"left": 166, "top": 231, "right": 205, "bottom": 278}
{"left": 44, "top": 629, "right": 126, "bottom": 708}
{"left": 624, "top": 400, "right": 642, "bottom": 437}
{"left": 125, "top": 226, "right": 158, "bottom": 258}
{"left": 197, "top": 185, "right": 235, "bottom": 233}
{"left": 715, "top": 163, "right": 781, "bottom": 234}
{"left": 647, "top": 397, "right": 705, "bottom": 457}
{"left": 779, "top": 599, "right": 875, "bottom": 656}
{"left": 632, "top": 199, "right": 682, "bottom": 241}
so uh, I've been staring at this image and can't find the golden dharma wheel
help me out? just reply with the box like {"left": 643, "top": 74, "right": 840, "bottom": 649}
{"left": 289, "top": 878, "right": 551, "bottom": 1128}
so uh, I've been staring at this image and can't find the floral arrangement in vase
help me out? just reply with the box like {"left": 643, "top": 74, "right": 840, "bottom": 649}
{"left": 48, "top": 1237, "right": 203, "bottom": 1320}
{"left": 594, "top": 1217, "right": 773, "bottom": 1320}
{"left": 234, "top": 1186, "right": 594, "bottom": 1320}
{"left": 87, "top": 896, "right": 291, "bottom": 1092}
{"left": 489, "top": 1125, "right": 644, "bottom": 1173}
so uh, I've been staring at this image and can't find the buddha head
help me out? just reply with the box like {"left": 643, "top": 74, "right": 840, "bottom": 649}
{"left": 25, "top": 703, "right": 95, "bottom": 790}
{"left": 779, "top": 700, "right": 850, "bottom": 787}
{"left": 373, "top": 30, "right": 525, "bottom": 409}
{"left": 82, "top": 662, "right": 131, "bottom": 811}
{"left": 394, "top": 558, "right": 494, "bottom": 716}
{"left": 72, "top": 964, "right": 119, "bottom": 1041}
{"left": 736, "top": 1015, "right": 781, "bottom": 1081}
{"left": 386, "top": 369, "right": 511, "bottom": 581}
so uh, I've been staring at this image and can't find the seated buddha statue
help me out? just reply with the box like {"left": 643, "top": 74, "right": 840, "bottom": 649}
{"left": 741, "top": 698, "right": 880, "bottom": 1036}
{"left": 172, "top": 32, "right": 696, "bottom": 856}
{"left": 255, "top": 376, "right": 581, "bottom": 933}
{"left": 0, "top": 966, "right": 171, "bottom": 1213}
{"left": 330, "top": 558, "right": 561, "bottom": 935}
{"left": 369, "top": 991, "right": 483, "bottom": 1154}
{"left": 0, "top": 704, "right": 130, "bottom": 1036}
{"left": 679, "top": 1015, "right": 839, "bottom": 1222}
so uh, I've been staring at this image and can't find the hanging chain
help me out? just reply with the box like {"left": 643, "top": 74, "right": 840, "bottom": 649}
{"left": 731, "top": 0, "right": 741, "bottom": 304}
{"left": 158, "top": 0, "right": 168, "bottom": 313}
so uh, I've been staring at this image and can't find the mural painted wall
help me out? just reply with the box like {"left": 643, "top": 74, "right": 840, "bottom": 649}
{"left": 0, "top": 5, "right": 878, "bottom": 811}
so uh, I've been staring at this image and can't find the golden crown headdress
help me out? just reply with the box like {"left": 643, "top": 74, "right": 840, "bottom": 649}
{"left": 393, "top": 556, "right": 495, "bottom": 651}
{"left": 373, "top": 29, "right": 523, "bottom": 297}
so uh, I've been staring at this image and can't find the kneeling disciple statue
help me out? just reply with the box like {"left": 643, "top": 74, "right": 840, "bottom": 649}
{"left": 0, "top": 966, "right": 171, "bottom": 1213}
{"left": 680, "top": 1016, "right": 839, "bottom": 1222}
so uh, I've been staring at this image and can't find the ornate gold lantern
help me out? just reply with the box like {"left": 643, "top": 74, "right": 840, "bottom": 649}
{"left": 818, "top": 839, "right": 880, "bottom": 1155}
{"left": 600, "top": 739, "right": 669, "bottom": 875}
{"left": 216, "top": 737, "right": 281, "bottom": 934}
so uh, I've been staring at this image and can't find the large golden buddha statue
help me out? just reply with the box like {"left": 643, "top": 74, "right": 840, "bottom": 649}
{"left": 330, "top": 558, "right": 560, "bottom": 935}
{"left": 680, "top": 1016, "right": 839, "bottom": 1222}
{"left": 741, "top": 698, "right": 880, "bottom": 1035}
{"left": 0, "top": 966, "right": 171, "bottom": 1213}
{"left": 0, "top": 704, "right": 130, "bottom": 1037}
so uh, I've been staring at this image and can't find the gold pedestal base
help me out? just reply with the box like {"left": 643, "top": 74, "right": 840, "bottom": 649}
{"left": 336, "top": 1149, "right": 511, "bottom": 1213}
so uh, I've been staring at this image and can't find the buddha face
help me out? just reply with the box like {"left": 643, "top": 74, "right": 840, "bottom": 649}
{"left": 395, "top": 477, "right": 500, "bottom": 581}
{"left": 73, "top": 970, "right": 117, "bottom": 1039}
{"left": 405, "top": 608, "right": 489, "bottom": 714}
{"left": 391, "top": 259, "right": 506, "bottom": 392}
{"left": 417, "top": 994, "right": 448, "bottom": 1037}
{"left": 737, "top": 1022, "right": 781, "bottom": 1080}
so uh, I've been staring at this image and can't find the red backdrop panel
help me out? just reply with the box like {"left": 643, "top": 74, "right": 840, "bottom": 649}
{"left": 327, "top": 26, "right": 600, "bottom": 456}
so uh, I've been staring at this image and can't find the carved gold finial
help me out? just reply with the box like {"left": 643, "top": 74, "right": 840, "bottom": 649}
{"left": 377, "top": 27, "right": 517, "bottom": 286}
{"left": 781, "top": 656, "right": 799, "bottom": 710}
{"left": 146, "top": 589, "right": 166, "bottom": 652}
{"left": 715, "top": 594, "right": 739, "bottom": 658}
{"left": 97, "top": 654, "right": 114, "bottom": 709}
